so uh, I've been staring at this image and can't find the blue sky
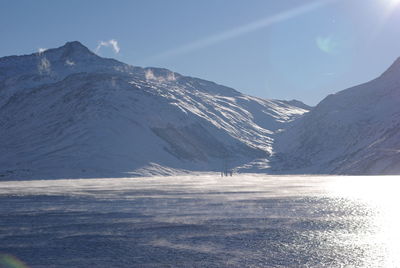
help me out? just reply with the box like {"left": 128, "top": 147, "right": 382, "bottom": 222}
{"left": 1, "top": 0, "right": 400, "bottom": 105}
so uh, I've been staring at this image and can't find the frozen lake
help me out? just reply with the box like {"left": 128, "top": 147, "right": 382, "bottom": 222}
{"left": 1, "top": 174, "right": 400, "bottom": 267}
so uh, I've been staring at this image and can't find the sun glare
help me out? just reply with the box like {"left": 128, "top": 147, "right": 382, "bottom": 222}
{"left": 327, "top": 176, "right": 400, "bottom": 266}
{"left": 388, "top": 0, "right": 400, "bottom": 7}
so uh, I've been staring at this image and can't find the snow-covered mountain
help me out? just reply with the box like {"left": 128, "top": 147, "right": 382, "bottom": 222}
{"left": 274, "top": 57, "right": 400, "bottom": 175}
{"left": 0, "top": 41, "right": 309, "bottom": 179}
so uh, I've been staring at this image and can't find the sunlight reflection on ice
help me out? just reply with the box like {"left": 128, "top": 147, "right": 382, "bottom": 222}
{"left": 326, "top": 176, "right": 400, "bottom": 267}
{"left": 1, "top": 174, "right": 400, "bottom": 267}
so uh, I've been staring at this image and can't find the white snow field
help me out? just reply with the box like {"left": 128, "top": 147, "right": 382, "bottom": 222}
{"left": 1, "top": 174, "right": 400, "bottom": 267}
{"left": 2, "top": 41, "right": 400, "bottom": 178}
{"left": 274, "top": 57, "right": 400, "bottom": 175}
{"left": 0, "top": 41, "right": 309, "bottom": 180}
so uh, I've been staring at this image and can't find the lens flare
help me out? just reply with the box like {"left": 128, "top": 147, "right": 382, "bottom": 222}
{"left": 0, "top": 254, "right": 29, "bottom": 268}
{"left": 141, "top": 0, "right": 337, "bottom": 63}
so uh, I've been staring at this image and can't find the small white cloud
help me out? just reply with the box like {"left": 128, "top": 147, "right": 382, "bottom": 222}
{"left": 108, "top": 39, "right": 120, "bottom": 53}
{"left": 65, "top": 59, "right": 75, "bottom": 66}
{"left": 167, "top": 72, "right": 176, "bottom": 81}
{"left": 37, "top": 48, "right": 47, "bottom": 55}
{"left": 95, "top": 39, "right": 120, "bottom": 54}
{"left": 145, "top": 69, "right": 156, "bottom": 81}
{"left": 145, "top": 69, "right": 177, "bottom": 83}
{"left": 38, "top": 57, "right": 51, "bottom": 74}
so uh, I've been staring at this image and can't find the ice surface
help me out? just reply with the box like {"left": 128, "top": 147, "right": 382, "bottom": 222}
{"left": 1, "top": 174, "right": 399, "bottom": 267}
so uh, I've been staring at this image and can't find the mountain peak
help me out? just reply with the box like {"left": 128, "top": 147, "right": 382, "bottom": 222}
{"left": 0, "top": 41, "right": 110, "bottom": 81}
{"left": 63, "top": 41, "right": 87, "bottom": 49}
{"left": 56, "top": 41, "right": 96, "bottom": 58}
{"left": 381, "top": 57, "right": 400, "bottom": 78}
{"left": 32, "top": 41, "right": 97, "bottom": 61}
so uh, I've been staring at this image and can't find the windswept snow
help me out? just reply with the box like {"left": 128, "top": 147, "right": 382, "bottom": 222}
{"left": 0, "top": 41, "right": 308, "bottom": 180}
{"left": 2, "top": 40, "right": 399, "bottom": 178}
{"left": 274, "top": 57, "right": 400, "bottom": 174}
{"left": 1, "top": 175, "right": 400, "bottom": 267}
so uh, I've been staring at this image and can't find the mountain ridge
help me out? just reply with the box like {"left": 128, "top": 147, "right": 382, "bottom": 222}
{"left": 273, "top": 56, "right": 400, "bottom": 175}
{"left": 3, "top": 41, "right": 398, "bottom": 178}
{"left": 0, "top": 41, "right": 309, "bottom": 180}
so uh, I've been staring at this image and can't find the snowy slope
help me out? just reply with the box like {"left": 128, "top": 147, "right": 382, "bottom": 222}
{"left": 0, "top": 41, "right": 308, "bottom": 179}
{"left": 274, "top": 57, "right": 400, "bottom": 175}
